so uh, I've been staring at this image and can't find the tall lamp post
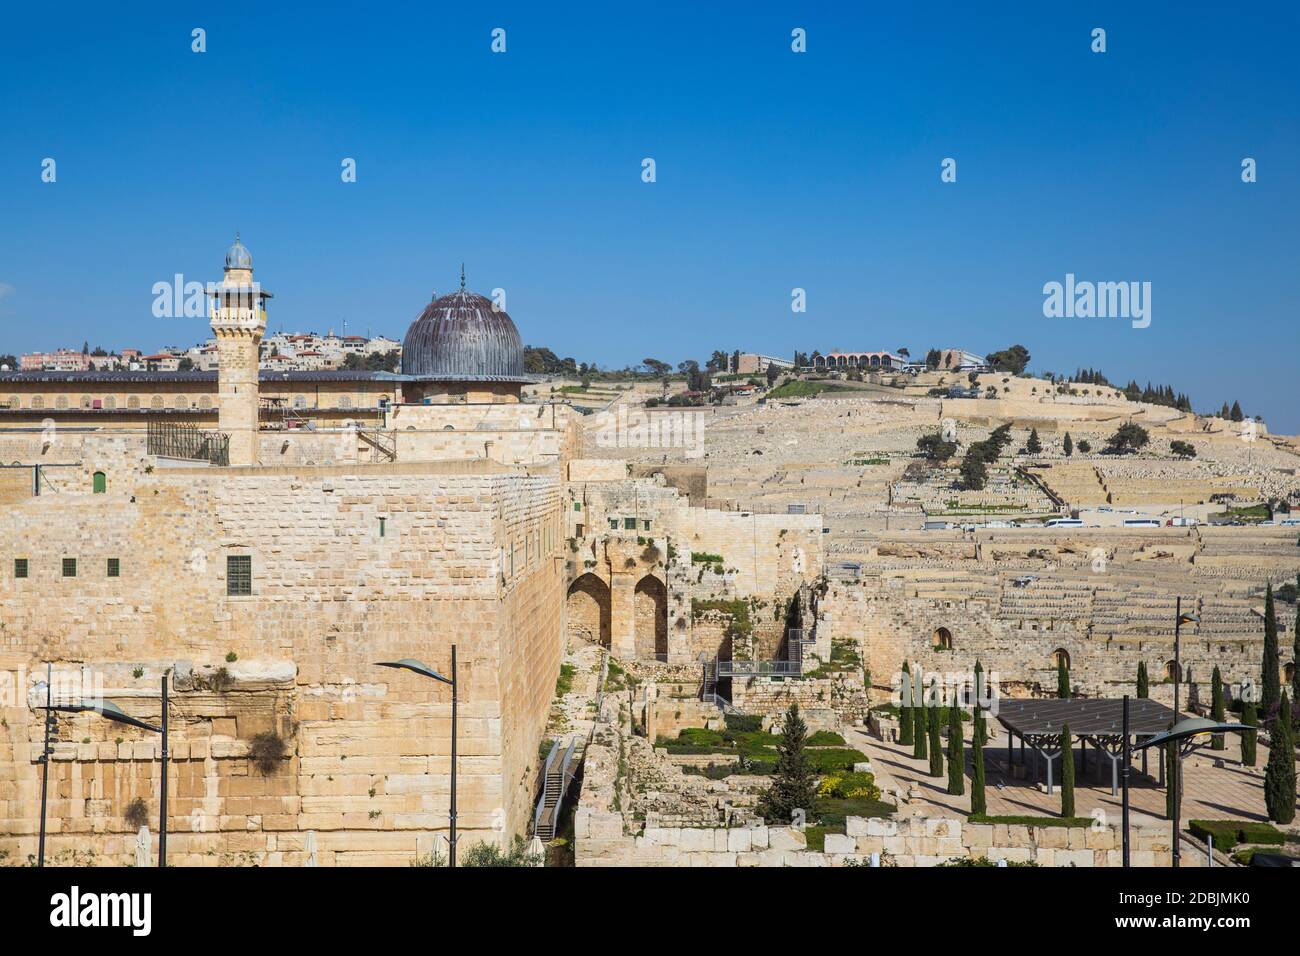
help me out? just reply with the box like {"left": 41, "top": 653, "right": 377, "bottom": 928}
{"left": 35, "top": 668, "right": 163, "bottom": 867}
{"left": 376, "top": 648, "right": 458, "bottom": 867}
{"left": 1123, "top": 707, "right": 1247, "bottom": 868}
{"left": 1168, "top": 603, "right": 1199, "bottom": 867}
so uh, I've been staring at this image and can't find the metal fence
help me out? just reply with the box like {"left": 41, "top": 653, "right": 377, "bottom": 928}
{"left": 146, "top": 420, "right": 230, "bottom": 466}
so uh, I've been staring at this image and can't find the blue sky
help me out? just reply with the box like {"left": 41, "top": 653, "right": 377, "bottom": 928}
{"left": 1, "top": 2, "right": 1297, "bottom": 429}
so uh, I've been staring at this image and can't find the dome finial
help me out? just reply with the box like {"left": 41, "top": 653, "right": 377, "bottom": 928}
{"left": 460, "top": 263, "right": 466, "bottom": 291}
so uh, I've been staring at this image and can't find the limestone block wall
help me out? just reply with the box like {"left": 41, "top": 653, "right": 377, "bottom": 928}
{"left": 575, "top": 810, "right": 1188, "bottom": 867}
{"left": 0, "top": 450, "right": 564, "bottom": 865}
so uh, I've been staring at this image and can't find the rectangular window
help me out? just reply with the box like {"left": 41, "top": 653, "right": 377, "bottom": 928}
{"left": 378, "top": 517, "right": 386, "bottom": 538}
{"left": 573, "top": 501, "right": 581, "bottom": 512}
{"left": 62, "top": 558, "right": 77, "bottom": 578}
{"left": 227, "top": 555, "right": 252, "bottom": 596}
{"left": 106, "top": 558, "right": 120, "bottom": 578}
{"left": 14, "top": 558, "right": 28, "bottom": 578}
{"left": 643, "top": 520, "right": 651, "bottom": 531}
{"left": 624, "top": 517, "right": 636, "bottom": 530}
{"left": 608, "top": 518, "right": 618, "bottom": 530}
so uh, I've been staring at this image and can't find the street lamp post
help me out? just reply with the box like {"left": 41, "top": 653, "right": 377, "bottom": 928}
{"left": 1169, "top": 602, "right": 1200, "bottom": 868}
{"left": 1125, "top": 709, "right": 1247, "bottom": 868}
{"left": 376, "top": 648, "right": 458, "bottom": 867}
{"left": 35, "top": 670, "right": 162, "bottom": 868}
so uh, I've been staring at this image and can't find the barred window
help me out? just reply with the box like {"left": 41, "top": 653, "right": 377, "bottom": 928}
{"left": 14, "top": 558, "right": 28, "bottom": 578}
{"left": 62, "top": 558, "right": 77, "bottom": 578}
{"left": 107, "top": 558, "right": 120, "bottom": 578}
{"left": 227, "top": 555, "right": 252, "bottom": 596}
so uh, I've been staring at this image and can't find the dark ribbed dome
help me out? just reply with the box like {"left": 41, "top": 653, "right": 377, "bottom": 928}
{"left": 401, "top": 287, "right": 529, "bottom": 381}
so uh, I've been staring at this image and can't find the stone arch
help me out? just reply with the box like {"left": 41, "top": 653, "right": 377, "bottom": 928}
{"left": 1164, "top": 659, "right": 1181, "bottom": 682}
{"left": 1285, "top": 662, "right": 1295, "bottom": 685}
{"left": 150, "top": 395, "right": 163, "bottom": 409}
{"left": 633, "top": 574, "right": 668, "bottom": 661}
{"left": 932, "top": 626, "right": 953, "bottom": 650}
{"left": 1051, "top": 648, "right": 1070, "bottom": 670}
{"left": 30, "top": 396, "right": 44, "bottom": 409}
{"left": 127, "top": 395, "right": 140, "bottom": 409}
{"left": 566, "top": 573, "right": 611, "bottom": 648}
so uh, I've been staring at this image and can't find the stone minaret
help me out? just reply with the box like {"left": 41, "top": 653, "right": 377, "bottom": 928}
{"left": 209, "top": 233, "right": 271, "bottom": 465}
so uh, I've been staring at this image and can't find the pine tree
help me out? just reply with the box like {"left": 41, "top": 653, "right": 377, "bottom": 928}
{"left": 1063, "top": 432, "right": 1073, "bottom": 457}
{"left": 928, "top": 696, "right": 944, "bottom": 778}
{"left": 1136, "top": 660, "right": 1149, "bottom": 698}
{"left": 1264, "top": 692, "right": 1296, "bottom": 824}
{"left": 898, "top": 661, "right": 914, "bottom": 746}
{"left": 1211, "top": 665, "right": 1226, "bottom": 750}
{"left": 1262, "top": 585, "right": 1281, "bottom": 723}
{"left": 1058, "top": 657, "right": 1070, "bottom": 699}
{"left": 757, "top": 703, "right": 818, "bottom": 826}
{"left": 1241, "top": 699, "right": 1258, "bottom": 767}
{"left": 1026, "top": 428, "right": 1042, "bottom": 454}
{"left": 947, "top": 695, "right": 965, "bottom": 795}
{"left": 1060, "top": 723, "right": 1075, "bottom": 817}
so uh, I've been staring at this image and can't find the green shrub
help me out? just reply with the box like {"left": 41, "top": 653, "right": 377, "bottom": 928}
{"left": 724, "top": 714, "right": 764, "bottom": 734}
{"left": 807, "top": 731, "right": 846, "bottom": 746}
{"left": 967, "top": 814, "right": 1092, "bottom": 828}
{"left": 817, "top": 771, "right": 880, "bottom": 800}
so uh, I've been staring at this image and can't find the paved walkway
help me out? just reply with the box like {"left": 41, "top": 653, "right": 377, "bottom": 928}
{"left": 851, "top": 723, "right": 1294, "bottom": 832}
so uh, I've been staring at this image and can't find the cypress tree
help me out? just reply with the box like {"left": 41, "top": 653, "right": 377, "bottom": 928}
{"left": 1241, "top": 698, "right": 1258, "bottom": 767}
{"left": 1293, "top": 574, "right": 1300, "bottom": 705}
{"left": 898, "top": 661, "right": 914, "bottom": 746}
{"left": 1058, "top": 657, "right": 1071, "bottom": 699}
{"left": 928, "top": 696, "right": 944, "bottom": 778}
{"left": 1136, "top": 661, "right": 1149, "bottom": 698}
{"left": 947, "top": 695, "right": 964, "bottom": 795}
{"left": 1211, "top": 665, "right": 1226, "bottom": 750}
{"left": 757, "top": 703, "right": 818, "bottom": 825}
{"left": 1063, "top": 432, "right": 1073, "bottom": 457}
{"left": 971, "top": 662, "right": 987, "bottom": 814}
{"left": 1060, "top": 723, "right": 1075, "bottom": 818}
{"left": 1264, "top": 691, "right": 1296, "bottom": 824}
{"left": 914, "top": 689, "right": 928, "bottom": 762}
{"left": 1026, "top": 428, "right": 1042, "bottom": 454}
{"left": 1262, "top": 585, "right": 1280, "bottom": 723}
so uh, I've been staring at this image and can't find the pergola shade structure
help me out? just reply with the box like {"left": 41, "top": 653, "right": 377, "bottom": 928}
{"left": 995, "top": 699, "right": 1185, "bottom": 796}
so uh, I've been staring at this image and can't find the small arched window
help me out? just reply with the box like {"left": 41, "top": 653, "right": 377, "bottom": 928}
{"left": 1051, "top": 648, "right": 1071, "bottom": 670}
{"left": 31, "top": 396, "right": 44, "bottom": 409}
{"left": 103, "top": 396, "right": 116, "bottom": 409}
{"left": 1164, "top": 660, "right": 1181, "bottom": 682}
{"left": 150, "top": 395, "right": 163, "bottom": 409}
{"left": 932, "top": 627, "right": 953, "bottom": 650}
{"left": 338, "top": 396, "right": 352, "bottom": 409}
{"left": 293, "top": 395, "right": 307, "bottom": 409}
{"left": 92, "top": 471, "right": 106, "bottom": 494}
{"left": 80, "top": 395, "right": 93, "bottom": 408}
{"left": 55, "top": 396, "right": 69, "bottom": 409}
{"left": 128, "top": 395, "right": 140, "bottom": 409}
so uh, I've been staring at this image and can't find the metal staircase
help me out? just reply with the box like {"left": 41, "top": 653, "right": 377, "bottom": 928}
{"left": 357, "top": 427, "right": 396, "bottom": 463}
{"left": 533, "top": 737, "right": 580, "bottom": 841}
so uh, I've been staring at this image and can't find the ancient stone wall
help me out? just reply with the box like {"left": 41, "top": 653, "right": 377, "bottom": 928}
{"left": 0, "top": 450, "right": 564, "bottom": 865}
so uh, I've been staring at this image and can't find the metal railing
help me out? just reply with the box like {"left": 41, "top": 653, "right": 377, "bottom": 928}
{"left": 715, "top": 659, "right": 802, "bottom": 677}
{"left": 147, "top": 421, "right": 229, "bottom": 466}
